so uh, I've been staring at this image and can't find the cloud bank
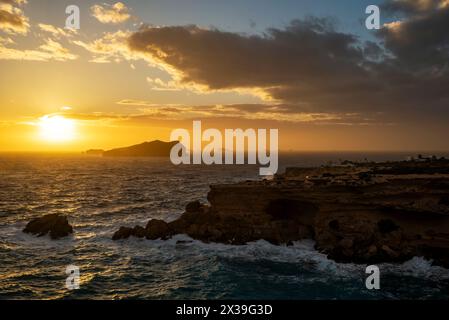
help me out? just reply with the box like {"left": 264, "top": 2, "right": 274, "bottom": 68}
{"left": 124, "top": 0, "right": 449, "bottom": 123}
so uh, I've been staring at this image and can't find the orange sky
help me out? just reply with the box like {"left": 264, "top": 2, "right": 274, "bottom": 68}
{"left": 2, "top": 0, "right": 449, "bottom": 152}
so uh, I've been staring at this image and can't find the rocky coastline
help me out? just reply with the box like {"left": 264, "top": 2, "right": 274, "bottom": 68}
{"left": 113, "top": 158, "right": 449, "bottom": 268}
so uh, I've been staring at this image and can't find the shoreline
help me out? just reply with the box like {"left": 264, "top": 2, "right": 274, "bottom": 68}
{"left": 111, "top": 158, "right": 449, "bottom": 268}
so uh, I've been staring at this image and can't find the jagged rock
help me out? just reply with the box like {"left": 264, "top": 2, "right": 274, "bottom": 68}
{"left": 133, "top": 225, "right": 146, "bottom": 238}
{"left": 378, "top": 219, "right": 400, "bottom": 234}
{"left": 339, "top": 238, "right": 354, "bottom": 250}
{"left": 23, "top": 214, "right": 73, "bottom": 239}
{"left": 363, "top": 245, "right": 379, "bottom": 260}
{"left": 145, "top": 219, "right": 171, "bottom": 240}
{"left": 168, "top": 218, "right": 188, "bottom": 234}
{"left": 381, "top": 245, "right": 400, "bottom": 259}
{"left": 185, "top": 200, "right": 202, "bottom": 213}
{"left": 112, "top": 226, "right": 133, "bottom": 240}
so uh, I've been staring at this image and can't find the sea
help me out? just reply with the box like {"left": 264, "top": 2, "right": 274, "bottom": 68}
{"left": 1, "top": 152, "right": 449, "bottom": 300}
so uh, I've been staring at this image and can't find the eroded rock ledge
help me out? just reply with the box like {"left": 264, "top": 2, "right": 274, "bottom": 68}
{"left": 113, "top": 158, "right": 449, "bottom": 267}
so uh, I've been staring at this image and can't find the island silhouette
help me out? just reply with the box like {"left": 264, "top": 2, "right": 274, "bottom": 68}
{"left": 85, "top": 140, "right": 178, "bottom": 157}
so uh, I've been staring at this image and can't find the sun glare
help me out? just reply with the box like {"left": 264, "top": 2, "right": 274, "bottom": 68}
{"left": 38, "top": 115, "right": 76, "bottom": 143}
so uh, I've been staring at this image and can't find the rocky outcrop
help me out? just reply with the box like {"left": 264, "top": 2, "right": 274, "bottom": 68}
{"left": 145, "top": 219, "right": 171, "bottom": 240}
{"left": 112, "top": 226, "right": 134, "bottom": 240}
{"left": 112, "top": 220, "right": 172, "bottom": 240}
{"left": 113, "top": 158, "right": 449, "bottom": 267}
{"left": 23, "top": 214, "right": 73, "bottom": 239}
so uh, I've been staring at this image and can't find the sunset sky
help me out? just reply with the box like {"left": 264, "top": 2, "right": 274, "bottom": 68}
{"left": 1, "top": 0, "right": 449, "bottom": 152}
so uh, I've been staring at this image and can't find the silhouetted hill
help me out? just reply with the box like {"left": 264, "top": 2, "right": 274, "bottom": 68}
{"left": 85, "top": 149, "right": 104, "bottom": 156}
{"left": 103, "top": 140, "right": 178, "bottom": 157}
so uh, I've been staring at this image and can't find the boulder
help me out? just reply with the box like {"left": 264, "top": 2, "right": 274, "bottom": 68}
{"left": 381, "top": 245, "right": 400, "bottom": 259}
{"left": 185, "top": 200, "right": 202, "bottom": 213}
{"left": 145, "top": 219, "right": 171, "bottom": 240}
{"left": 363, "top": 245, "right": 378, "bottom": 260}
{"left": 168, "top": 218, "right": 188, "bottom": 233}
{"left": 133, "top": 225, "right": 146, "bottom": 238}
{"left": 23, "top": 214, "right": 73, "bottom": 239}
{"left": 112, "top": 226, "right": 133, "bottom": 240}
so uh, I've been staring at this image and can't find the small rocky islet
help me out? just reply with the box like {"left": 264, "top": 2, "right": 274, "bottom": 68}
{"left": 23, "top": 213, "right": 73, "bottom": 240}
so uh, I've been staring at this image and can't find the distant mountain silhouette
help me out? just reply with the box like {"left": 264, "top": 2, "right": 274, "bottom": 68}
{"left": 102, "top": 140, "right": 178, "bottom": 157}
{"left": 85, "top": 149, "right": 104, "bottom": 156}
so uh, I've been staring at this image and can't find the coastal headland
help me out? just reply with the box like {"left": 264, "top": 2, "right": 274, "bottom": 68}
{"left": 113, "top": 157, "right": 449, "bottom": 267}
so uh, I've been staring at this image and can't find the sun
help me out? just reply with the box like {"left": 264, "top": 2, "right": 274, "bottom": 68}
{"left": 38, "top": 115, "right": 76, "bottom": 142}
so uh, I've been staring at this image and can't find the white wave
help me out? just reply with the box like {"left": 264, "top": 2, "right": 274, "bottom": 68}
{"left": 141, "top": 235, "right": 449, "bottom": 281}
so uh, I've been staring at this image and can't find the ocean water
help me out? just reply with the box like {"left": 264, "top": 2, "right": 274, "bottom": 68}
{"left": 1, "top": 152, "right": 449, "bottom": 300}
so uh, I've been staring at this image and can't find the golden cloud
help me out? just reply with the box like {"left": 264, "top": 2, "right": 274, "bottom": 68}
{"left": 73, "top": 30, "right": 137, "bottom": 63}
{"left": 0, "top": 1, "right": 29, "bottom": 34}
{"left": 0, "top": 38, "right": 77, "bottom": 61}
{"left": 38, "top": 23, "right": 77, "bottom": 38}
{"left": 113, "top": 100, "right": 370, "bottom": 124}
{"left": 0, "top": 34, "right": 13, "bottom": 44}
{"left": 91, "top": 2, "right": 131, "bottom": 24}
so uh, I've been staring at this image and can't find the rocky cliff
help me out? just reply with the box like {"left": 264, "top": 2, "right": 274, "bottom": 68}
{"left": 113, "top": 158, "right": 449, "bottom": 267}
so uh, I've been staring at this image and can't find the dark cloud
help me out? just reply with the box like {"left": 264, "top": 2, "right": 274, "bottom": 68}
{"left": 127, "top": 1, "right": 449, "bottom": 122}
{"left": 128, "top": 17, "right": 367, "bottom": 91}
{"left": 379, "top": 1, "right": 449, "bottom": 70}
{"left": 382, "top": 0, "right": 444, "bottom": 15}
{"left": 128, "top": 18, "right": 372, "bottom": 108}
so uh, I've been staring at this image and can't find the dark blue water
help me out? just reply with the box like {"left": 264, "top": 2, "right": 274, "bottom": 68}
{"left": 1, "top": 152, "right": 449, "bottom": 299}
